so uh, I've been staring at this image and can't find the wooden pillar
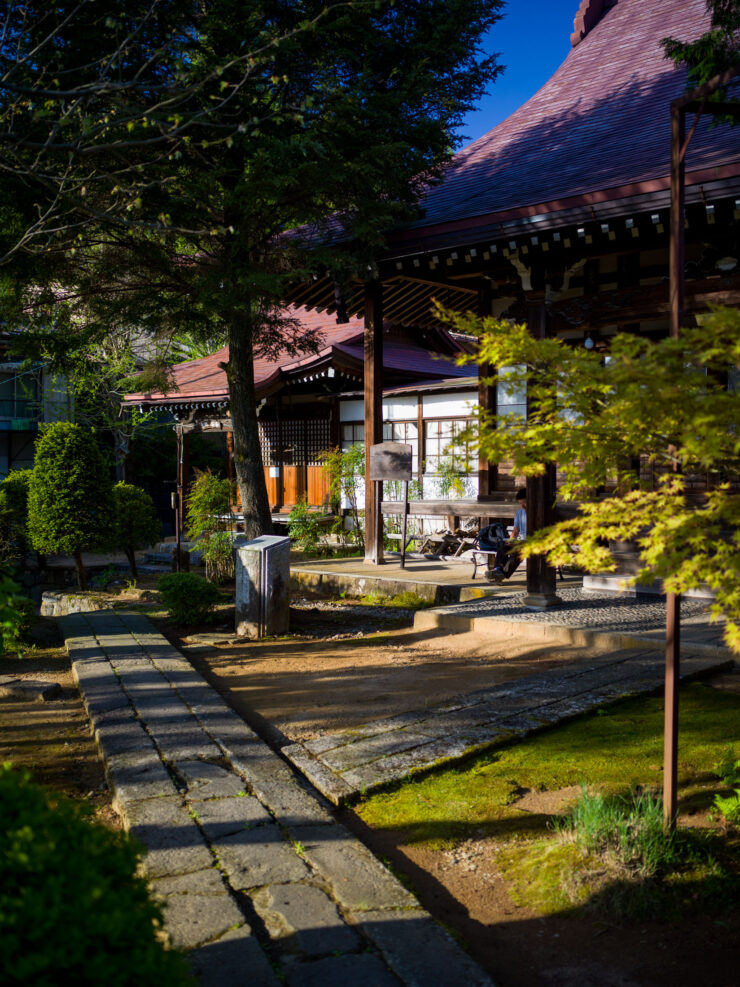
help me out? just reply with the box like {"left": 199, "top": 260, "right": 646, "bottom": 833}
{"left": 176, "top": 424, "right": 191, "bottom": 536}
{"left": 664, "top": 103, "right": 686, "bottom": 829}
{"left": 524, "top": 297, "right": 560, "bottom": 610}
{"left": 364, "top": 280, "right": 384, "bottom": 564}
{"left": 477, "top": 280, "right": 496, "bottom": 499}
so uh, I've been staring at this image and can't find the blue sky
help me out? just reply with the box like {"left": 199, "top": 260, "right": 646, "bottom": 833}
{"left": 458, "top": 0, "right": 579, "bottom": 146}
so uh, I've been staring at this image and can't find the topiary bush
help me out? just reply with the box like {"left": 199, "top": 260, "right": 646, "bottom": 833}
{"left": 113, "top": 482, "right": 161, "bottom": 581}
{"left": 0, "top": 764, "right": 190, "bottom": 985}
{"left": 157, "top": 571, "right": 222, "bottom": 624}
{"left": 27, "top": 422, "right": 115, "bottom": 589}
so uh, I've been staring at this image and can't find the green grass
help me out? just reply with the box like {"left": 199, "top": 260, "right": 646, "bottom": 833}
{"left": 359, "top": 590, "right": 432, "bottom": 609}
{"left": 354, "top": 683, "right": 740, "bottom": 919}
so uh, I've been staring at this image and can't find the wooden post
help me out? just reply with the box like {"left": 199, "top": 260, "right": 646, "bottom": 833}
{"left": 364, "top": 281, "right": 384, "bottom": 564}
{"left": 664, "top": 103, "right": 686, "bottom": 829}
{"left": 477, "top": 280, "right": 496, "bottom": 499}
{"left": 524, "top": 297, "right": 560, "bottom": 610}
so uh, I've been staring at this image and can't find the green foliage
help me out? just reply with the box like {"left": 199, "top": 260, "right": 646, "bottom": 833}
{"left": 0, "top": 568, "right": 33, "bottom": 656}
{"left": 0, "top": 470, "right": 32, "bottom": 563}
{"left": 713, "top": 788, "right": 740, "bottom": 824}
{"left": 714, "top": 745, "right": 740, "bottom": 787}
{"left": 157, "top": 572, "right": 222, "bottom": 625}
{"left": 446, "top": 305, "right": 740, "bottom": 651}
{"left": 287, "top": 499, "right": 326, "bottom": 556}
{"left": 113, "top": 482, "right": 160, "bottom": 579}
{"left": 0, "top": 764, "right": 190, "bottom": 985}
{"left": 555, "top": 787, "right": 677, "bottom": 878}
{"left": 185, "top": 470, "right": 235, "bottom": 583}
{"left": 437, "top": 457, "right": 466, "bottom": 498}
{"left": 322, "top": 445, "right": 365, "bottom": 552}
{"left": 663, "top": 1, "right": 740, "bottom": 102}
{"left": 27, "top": 422, "right": 114, "bottom": 559}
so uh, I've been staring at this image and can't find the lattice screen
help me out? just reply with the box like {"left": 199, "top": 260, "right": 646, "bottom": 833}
{"left": 257, "top": 418, "right": 330, "bottom": 467}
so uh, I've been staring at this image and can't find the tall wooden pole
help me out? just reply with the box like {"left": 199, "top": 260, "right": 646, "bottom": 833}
{"left": 477, "top": 280, "right": 495, "bottom": 499}
{"left": 364, "top": 281, "right": 384, "bottom": 564}
{"left": 524, "top": 297, "right": 560, "bottom": 610}
{"left": 664, "top": 104, "right": 686, "bottom": 829}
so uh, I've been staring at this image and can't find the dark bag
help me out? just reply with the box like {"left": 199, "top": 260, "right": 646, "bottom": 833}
{"left": 476, "top": 522, "right": 507, "bottom": 552}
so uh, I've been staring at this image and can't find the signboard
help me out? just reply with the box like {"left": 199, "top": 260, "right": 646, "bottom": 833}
{"left": 369, "top": 442, "right": 413, "bottom": 481}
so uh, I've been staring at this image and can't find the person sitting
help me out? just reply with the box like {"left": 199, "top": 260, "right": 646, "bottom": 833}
{"left": 488, "top": 487, "right": 526, "bottom": 582}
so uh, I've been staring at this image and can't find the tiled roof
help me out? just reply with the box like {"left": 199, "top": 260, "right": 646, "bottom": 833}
{"left": 125, "top": 307, "right": 365, "bottom": 405}
{"left": 124, "top": 306, "right": 466, "bottom": 406}
{"left": 392, "top": 0, "right": 740, "bottom": 242}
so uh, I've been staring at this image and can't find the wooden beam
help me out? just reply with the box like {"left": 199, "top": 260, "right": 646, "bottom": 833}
{"left": 524, "top": 297, "right": 560, "bottom": 610}
{"left": 477, "top": 281, "right": 496, "bottom": 499}
{"left": 364, "top": 281, "right": 384, "bottom": 564}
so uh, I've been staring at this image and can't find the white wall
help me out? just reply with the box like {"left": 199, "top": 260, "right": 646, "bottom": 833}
{"left": 422, "top": 391, "right": 477, "bottom": 418}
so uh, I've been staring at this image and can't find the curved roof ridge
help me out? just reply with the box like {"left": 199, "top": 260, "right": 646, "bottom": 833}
{"left": 571, "top": 0, "right": 620, "bottom": 48}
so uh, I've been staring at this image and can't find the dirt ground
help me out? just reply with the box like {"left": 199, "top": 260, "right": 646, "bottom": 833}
{"left": 0, "top": 619, "right": 118, "bottom": 828}
{"left": 169, "top": 597, "right": 593, "bottom": 742}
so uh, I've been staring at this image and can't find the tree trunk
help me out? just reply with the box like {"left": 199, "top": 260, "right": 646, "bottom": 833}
{"left": 114, "top": 430, "right": 129, "bottom": 483}
{"left": 73, "top": 549, "right": 87, "bottom": 590}
{"left": 126, "top": 547, "right": 138, "bottom": 581}
{"left": 227, "top": 311, "right": 273, "bottom": 539}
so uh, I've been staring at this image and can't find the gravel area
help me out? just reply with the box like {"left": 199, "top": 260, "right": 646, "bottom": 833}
{"left": 288, "top": 598, "right": 416, "bottom": 640}
{"left": 433, "top": 587, "right": 717, "bottom": 635}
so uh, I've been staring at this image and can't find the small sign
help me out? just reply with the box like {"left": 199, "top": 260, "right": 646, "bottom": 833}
{"left": 370, "top": 442, "right": 413, "bottom": 481}
{"left": 269, "top": 466, "right": 280, "bottom": 478}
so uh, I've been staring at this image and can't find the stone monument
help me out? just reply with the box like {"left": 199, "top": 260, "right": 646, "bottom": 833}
{"left": 234, "top": 534, "right": 290, "bottom": 638}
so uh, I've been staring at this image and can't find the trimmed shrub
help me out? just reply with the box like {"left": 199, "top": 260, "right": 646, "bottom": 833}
{"left": 27, "top": 423, "right": 114, "bottom": 589}
{"left": 0, "top": 764, "right": 190, "bottom": 985}
{"left": 113, "top": 482, "right": 161, "bottom": 580}
{"left": 157, "top": 571, "right": 222, "bottom": 624}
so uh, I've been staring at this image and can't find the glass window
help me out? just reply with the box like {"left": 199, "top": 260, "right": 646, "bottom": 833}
{"left": 424, "top": 418, "right": 476, "bottom": 473}
{"left": 497, "top": 364, "right": 526, "bottom": 420}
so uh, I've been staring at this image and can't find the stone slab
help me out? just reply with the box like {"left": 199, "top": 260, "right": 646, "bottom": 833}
{"left": 152, "top": 867, "right": 226, "bottom": 897}
{"left": 285, "top": 953, "right": 400, "bottom": 987}
{"left": 0, "top": 676, "right": 61, "bottom": 701}
{"left": 160, "top": 890, "right": 246, "bottom": 950}
{"left": 288, "top": 824, "right": 416, "bottom": 912}
{"left": 123, "top": 796, "right": 214, "bottom": 878}
{"left": 214, "top": 824, "right": 309, "bottom": 889}
{"left": 320, "top": 728, "right": 436, "bottom": 774}
{"left": 191, "top": 795, "right": 273, "bottom": 842}
{"left": 351, "top": 908, "right": 494, "bottom": 987}
{"left": 280, "top": 744, "right": 354, "bottom": 806}
{"left": 189, "top": 925, "right": 280, "bottom": 987}
{"left": 252, "top": 884, "right": 359, "bottom": 957}
{"left": 94, "top": 707, "right": 154, "bottom": 758}
{"left": 106, "top": 748, "right": 179, "bottom": 806}
{"left": 176, "top": 759, "right": 253, "bottom": 800}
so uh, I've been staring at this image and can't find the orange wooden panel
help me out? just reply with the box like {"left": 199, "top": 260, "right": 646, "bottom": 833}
{"left": 282, "top": 466, "right": 304, "bottom": 506}
{"left": 307, "top": 466, "right": 331, "bottom": 507}
{"left": 263, "top": 467, "right": 279, "bottom": 506}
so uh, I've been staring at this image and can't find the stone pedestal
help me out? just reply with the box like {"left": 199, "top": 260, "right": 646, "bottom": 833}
{"left": 234, "top": 535, "right": 290, "bottom": 639}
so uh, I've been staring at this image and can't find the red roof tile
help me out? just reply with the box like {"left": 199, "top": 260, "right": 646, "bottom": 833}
{"left": 393, "top": 0, "right": 740, "bottom": 241}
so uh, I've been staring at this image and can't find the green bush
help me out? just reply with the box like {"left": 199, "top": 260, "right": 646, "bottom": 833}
{"left": 0, "top": 568, "right": 33, "bottom": 656}
{"left": 287, "top": 499, "right": 325, "bottom": 555}
{"left": 157, "top": 571, "right": 222, "bottom": 624}
{"left": 113, "top": 482, "right": 160, "bottom": 581}
{"left": 0, "top": 764, "right": 190, "bottom": 985}
{"left": 27, "top": 423, "right": 115, "bottom": 589}
{"left": 0, "top": 469, "right": 32, "bottom": 563}
{"left": 713, "top": 789, "right": 740, "bottom": 825}
{"left": 185, "top": 471, "right": 235, "bottom": 583}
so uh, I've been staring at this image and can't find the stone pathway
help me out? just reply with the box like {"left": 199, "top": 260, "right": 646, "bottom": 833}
{"left": 60, "top": 610, "right": 492, "bottom": 987}
{"left": 283, "top": 597, "right": 733, "bottom": 804}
